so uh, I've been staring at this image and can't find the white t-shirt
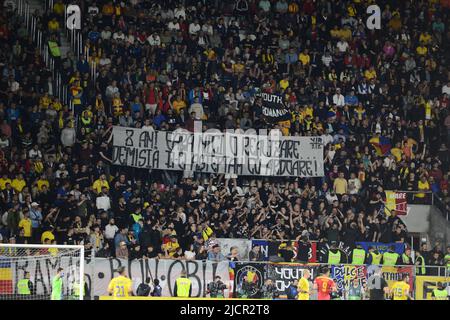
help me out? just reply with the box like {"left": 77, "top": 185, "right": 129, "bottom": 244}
{"left": 96, "top": 195, "right": 111, "bottom": 211}
{"left": 104, "top": 224, "right": 119, "bottom": 240}
{"left": 189, "top": 23, "right": 201, "bottom": 35}
{"left": 337, "top": 40, "right": 349, "bottom": 53}
{"left": 442, "top": 84, "right": 450, "bottom": 95}
{"left": 168, "top": 21, "right": 180, "bottom": 31}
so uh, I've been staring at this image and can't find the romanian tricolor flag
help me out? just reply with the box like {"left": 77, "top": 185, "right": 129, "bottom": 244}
{"left": 384, "top": 191, "right": 408, "bottom": 216}
{"left": 0, "top": 259, "right": 13, "bottom": 294}
{"left": 369, "top": 136, "right": 391, "bottom": 156}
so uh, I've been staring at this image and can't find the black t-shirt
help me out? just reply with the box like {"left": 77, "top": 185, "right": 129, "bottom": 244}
{"left": 367, "top": 275, "right": 389, "bottom": 300}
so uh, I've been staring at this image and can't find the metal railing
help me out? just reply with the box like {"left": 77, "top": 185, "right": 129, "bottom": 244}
{"left": 16, "top": 0, "right": 69, "bottom": 105}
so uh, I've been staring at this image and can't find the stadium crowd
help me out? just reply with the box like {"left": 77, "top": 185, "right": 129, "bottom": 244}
{"left": 0, "top": 0, "right": 449, "bottom": 270}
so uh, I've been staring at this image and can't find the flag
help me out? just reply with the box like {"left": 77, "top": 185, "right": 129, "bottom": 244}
{"left": 369, "top": 136, "right": 391, "bottom": 156}
{"left": 384, "top": 191, "right": 408, "bottom": 216}
{"left": 0, "top": 259, "right": 13, "bottom": 294}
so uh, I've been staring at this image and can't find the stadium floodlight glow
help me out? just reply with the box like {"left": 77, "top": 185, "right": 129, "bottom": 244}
{"left": 0, "top": 244, "right": 84, "bottom": 301}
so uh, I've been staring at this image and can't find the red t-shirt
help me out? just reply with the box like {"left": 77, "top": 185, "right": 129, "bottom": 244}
{"left": 314, "top": 276, "right": 335, "bottom": 300}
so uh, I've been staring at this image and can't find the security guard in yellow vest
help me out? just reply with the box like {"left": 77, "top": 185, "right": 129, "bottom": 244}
{"left": 445, "top": 246, "right": 450, "bottom": 273}
{"left": 382, "top": 246, "right": 400, "bottom": 266}
{"left": 401, "top": 248, "right": 413, "bottom": 265}
{"left": 368, "top": 247, "right": 382, "bottom": 265}
{"left": 130, "top": 208, "right": 143, "bottom": 224}
{"left": 431, "top": 282, "right": 448, "bottom": 300}
{"left": 174, "top": 271, "right": 192, "bottom": 298}
{"left": 327, "top": 242, "right": 342, "bottom": 265}
{"left": 72, "top": 280, "right": 85, "bottom": 300}
{"left": 415, "top": 251, "right": 426, "bottom": 275}
{"left": 17, "top": 272, "right": 33, "bottom": 295}
{"left": 351, "top": 244, "right": 366, "bottom": 265}
{"left": 48, "top": 39, "right": 61, "bottom": 58}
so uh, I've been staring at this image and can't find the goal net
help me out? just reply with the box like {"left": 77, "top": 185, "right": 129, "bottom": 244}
{"left": 0, "top": 244, "right": 84, "bottom": 300}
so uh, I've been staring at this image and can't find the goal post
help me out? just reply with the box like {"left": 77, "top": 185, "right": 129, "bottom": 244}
{"left": 0, "top": 244, "right": 85, "bottom": 300}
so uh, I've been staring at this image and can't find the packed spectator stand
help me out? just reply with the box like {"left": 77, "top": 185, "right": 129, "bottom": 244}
{"left": 0, "top": 0, "right": 449, "bottom": 276}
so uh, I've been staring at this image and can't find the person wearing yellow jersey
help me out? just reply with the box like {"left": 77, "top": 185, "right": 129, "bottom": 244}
{"left": 419, "top": 32, "right": 432, "bottom": 45}
{"left": 416, "top": 45, "right": 428, "bottom": 56}
{"left": 41, "top": 226, "right": 56, "bottom": 244}
{"left": 11, "top": 174, "right": 26, "bottom": 192}
{"left": 305, "top": 105, "right": 314, "bottom": 118}
{"left": 364, "top": 67, "right": 377, "bottom": 81}
{"left": 416, "top": 175, "right": 430, "bottom": 200}
{"left": 298, "top": 269, "right": 311, "bottom": 300}
{"left": 102, "top": 2, "right": 115, "bottom": 16}
{"left": 163, "top": 235, "right": 181, "bottom": 257}
{"left": 172, "top": 95, "right": 187, "bottom": 115}
{"left": 18, "top": 210, "right": 32, "bottom": 240}
{"left": 390, "top": 274, "right": 413, "bottom": 300}
{"left": 70, "top": 80, "right": 83, "bottom": 116}
{"left": 51, "top": 97, "right": 62, "bottom": 112}
{"left": 0, "top": 174, "right": 11, "bottom": 190}
{"left": 174, "top": 270, "right": 192, "bottom": 298}
{"left": 108, "top": 266, "right": 133, "bottom": 299}
{"left": 279, "top": 77, "right": 289, "bottom": 91}
{"left": 48, "top": 18, "right": 60, "bottom": 33}
{"left": 299, "top": 49, "right": 310, "bottom": 66}
{"left": 53, "top": 0, "right": 65, "bottom": 16}
{"left": 93, "top": 174, "right": 110, "bottom": 194}
{"left": 39, "top": 93, "right": 52, "bottom": 110}
{"left": 278, "top": 119, "right": 291, "bottom": 136}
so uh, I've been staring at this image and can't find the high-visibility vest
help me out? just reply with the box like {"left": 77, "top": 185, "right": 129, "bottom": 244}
{"left": 131, "top": 213, "right": 142, "bottom": 223}
{"left": 73, "top": 281, "right": 85, "bottom": 297}
{"left": 433, "top": 288, "right": 448, "bottom": 300}
{"left": 382, "top": 252, "right": 399, "bottom": 266}
{"left": 176, "top": 277, "right": 191, "bottom": 297}
{"left": 415, "top": 256, "right": 426, "bottom": 275}
{"left": 328, "top": 250, "right": 341, "bottom": 265}
{"left": 351, "top": 248, "right": 366, "bottom": 265}
{"left": 445, "top": 254, "right": 450, "bottom": 270}
{"left": 402, "top": 254, "right": 411, "bottom": 264}
{"left": 48, "top": 41, "right": 61, "bottom": 57}
{"left": 17, "top": 279, "right": 31, "bottom": 294}
{"left": 370, "top": 252, "right": 382, "bottom": 265}
{"left": 81, "top": 115, "right": 92, "bottom": 126}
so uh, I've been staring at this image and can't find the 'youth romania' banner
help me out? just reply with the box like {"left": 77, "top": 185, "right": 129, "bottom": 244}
{"left": 384, "top": 191, "right": 408, "bottom": 216}
{"left": 415, "top": 276, "right": 450, "bottom": 300}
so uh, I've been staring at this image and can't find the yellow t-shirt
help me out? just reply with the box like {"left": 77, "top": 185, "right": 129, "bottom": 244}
{"left": 172, "top": 100, "right": 187, "bottom": 115}
{"left": 18, "top": 218, "right": 32, "bottom": 237}
{"left": 93, "top": 179, "right": 110, "bottom": 194}
{"left": 279, "top": 79, "right": 289, "bottom": 91}
{"left": 37, "top": 179, "right": 50, "bottom": 191}
{"left": 163, "top": 241, "right": 180, "bottom": 257}
{"left": 334, "top": 178, "right": 348, "bottom": 195}
{"left": 48, "top": 20, "right": 60, "bottom": 31}
{"left": 299, "top": 53, "right": 310, "bottom": 65}
{"left": 419, "top": 33, "right": 432, "bottom": 44}
{"left": 108, "top": 276, "right": 133, "bottom": 299}
{"left": 41, "top": 231, "right": 55, "bottom": 244}
{"left": 298, "top": 277, "right": 310, "bottom": 300}
{"left": 53, "top": 2, "right": 65, "bottom": 15}
{"left": 391, "top": 282, "right": 410, "bottom": 300}
{"left": 11, "top": 179, "right": 26, "bottom": 192}
{"left": 364, "top": 69, "right": 377, "bottom": 80}
{"left": 0, "top": 178, "right": 12, "bottom": 190}
{"left": 416, "top": 180, "right": 430, "bottom": 198}
{"left": 416, "top": 46, "right": 428, "bottom": 55}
